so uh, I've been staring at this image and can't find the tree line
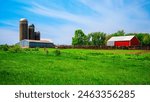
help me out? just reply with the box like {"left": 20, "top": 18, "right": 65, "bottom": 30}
{"left": 72, "top": 29, "right": 150, "bottom": 46}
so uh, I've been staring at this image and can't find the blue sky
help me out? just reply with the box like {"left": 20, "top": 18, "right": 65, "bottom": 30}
{"left": 1, "top": 0, "right": 150, "bottom": 45}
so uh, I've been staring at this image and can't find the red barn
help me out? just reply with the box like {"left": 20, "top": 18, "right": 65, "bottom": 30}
{"left": 107, "top": 36, "right": 140, "bottom": 47}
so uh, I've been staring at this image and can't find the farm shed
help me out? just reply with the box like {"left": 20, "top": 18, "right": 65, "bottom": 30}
{"left": 107, "top": 36, "right": 140, "bottom": 47}
{"left": 16, "top": 39, "right": 55, "bottom": 48}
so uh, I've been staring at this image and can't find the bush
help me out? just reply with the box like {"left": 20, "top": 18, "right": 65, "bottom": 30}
{"left": 9, "top": 45, "right": 22, "bottom": 53}
{"left": 32, "top": 47, "right": 39, "bottom": 51}
{"left": 44, "top": 48, "right": 49, "bottom": 55}
{"left": 54, "top": 49, "right": 61, "bottom": 56}
{"left": 24, "top": 48, "right": 31, "bottom": 51}
{"left": 0, "top": 44, "right": 9, "bottom": 51}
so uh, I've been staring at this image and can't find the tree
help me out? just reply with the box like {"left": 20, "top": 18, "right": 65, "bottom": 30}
{"left": 126, "top": 33, "right": 150, "bottom": 46}
{"left": 86, "top": 34, "right": 92, "bottom": 45}
{"left": 72, "top": 29, "right": 86, "bottom": 46}
{"left": 112, "top": 30, "right": 125, "bottom": 36}
{"left": 105, "top": 34, "right": 112, "bottom": 45}
{"left": 72, "top": 29, "right": 150, "bottom": 47}
{"left": 143, "top": 34, "right": 150, "bottom": 46}
{"left": 89, "top": 32, "right": 106, "bottom": 46}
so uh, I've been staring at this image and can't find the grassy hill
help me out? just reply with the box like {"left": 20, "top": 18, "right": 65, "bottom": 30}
{"left": 0, "top": 48, "right": 150, "bottom": 85}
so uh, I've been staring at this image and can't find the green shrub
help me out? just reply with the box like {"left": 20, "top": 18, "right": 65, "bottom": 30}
{"left": 0, "top": 44, "right": 9, "bottom": 51}
{"left": 43, "top": 48, "right": 49, "bottom": 55}
{"left": 24, "top": 48, "right": 31, "bottom": 51}
{"left": 32, "top": 47, "right": 39, "bottom": 51}
{"left": 54, "top": 49, "right": 61, "bottom": 56}
{"left": 9, "top": 45, "right": 22, "bottom": 53}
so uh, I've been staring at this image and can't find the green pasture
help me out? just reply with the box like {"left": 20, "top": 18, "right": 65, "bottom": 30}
{"left": 0, "top": 48, "right": 150, "bottom": 85}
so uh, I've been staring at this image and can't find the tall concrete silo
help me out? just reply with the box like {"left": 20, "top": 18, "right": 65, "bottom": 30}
{"left": 19, "top": 18, "right": 28, "bottom": 41}
{"left": 29, "top": 24, "right": 35, "bottom": 40}
{"left": 35, "top": 31, "right": 40, "bottom": 40}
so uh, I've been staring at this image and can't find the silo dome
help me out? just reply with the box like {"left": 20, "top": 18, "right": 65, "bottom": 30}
{"left": 20, "top": 18, "right": 27, "bottom": 22}
{"left": 29, "top": 24, "right": 35, "bottom": 27}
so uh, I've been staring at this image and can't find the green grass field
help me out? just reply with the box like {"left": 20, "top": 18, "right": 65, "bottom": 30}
{"left": 0, "top": 48, "right": 150, "bottom": 85}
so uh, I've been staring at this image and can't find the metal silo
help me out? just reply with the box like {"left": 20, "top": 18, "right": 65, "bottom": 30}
{"left": 19, "top": 18, "right": 28, "bottom": 41}
{"left": 35, "top": 31, "right": 40, "bottom": 40}
{"left": 29, "top": 24, "right": 35, "bottom": 40}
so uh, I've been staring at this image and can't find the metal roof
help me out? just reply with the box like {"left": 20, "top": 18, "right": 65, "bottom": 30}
{"left": 29, "top": 24, "right": 35, "bottom": 27}
{"left": 22, "top": 39, "right": 52, "bottom": 43}
{"left": 20, "top": 18, "right": 27, "bottom": 22}
{"left": 108, "top": 36, "right": 135, "bottom": 42}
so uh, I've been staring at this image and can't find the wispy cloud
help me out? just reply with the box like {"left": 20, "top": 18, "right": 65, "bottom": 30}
{"left": 24, "top": 2, "right": 97, "bottom": 26}
{"left": 0, "top": 20, "right": 18, "bottom": 28}
{"left": 1, "top": 0, "right": 150, "bottom": 45}
{"left": 0, "top": 28, "right": 18, "bottom": 45}
{"left": 35, "top": 23, "right": 79, "bottom": 44}
{"left": 79, "top": 0, "right": 150, "bottom": 32}
{"left": 22, "top": 0, "right": 150, "bottom": 44}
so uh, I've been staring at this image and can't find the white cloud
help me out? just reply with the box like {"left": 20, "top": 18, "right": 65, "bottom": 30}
{"left": 24, "top": 2, "right": 96, "bottom": 26}
{"left": 22, "top": 0, "right": 150, "bottom": 44}
{"left": 0, "top": 20, "right": 18, "bottom": 28}
{"left": 35, "top": 23, "right": 78, "bottom": 45}
{"left": 79, "top": 0, "right": 150, "bottom": 32}
{"left": 0, "top": 28, "right": 19, "bottom": 45}
{"left": 1, "top": 0, "right": 150, "bottom": 45}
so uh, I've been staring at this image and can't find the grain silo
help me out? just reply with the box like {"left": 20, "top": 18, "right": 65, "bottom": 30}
{"left": 19, "top": 18, "right": 28, "bottom": 41}
{"left": 35, "top": 31, "right": 40, "bottom": 40}
{"left": 29, "top": 24, "right": 35, "bottom": 40}
{"left": 18, "top": 18, "right": 54, "bottom": 48}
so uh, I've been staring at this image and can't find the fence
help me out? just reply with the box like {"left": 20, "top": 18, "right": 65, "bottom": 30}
{"left": 56, "top": 45, "right": 150, "bottom": 50}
